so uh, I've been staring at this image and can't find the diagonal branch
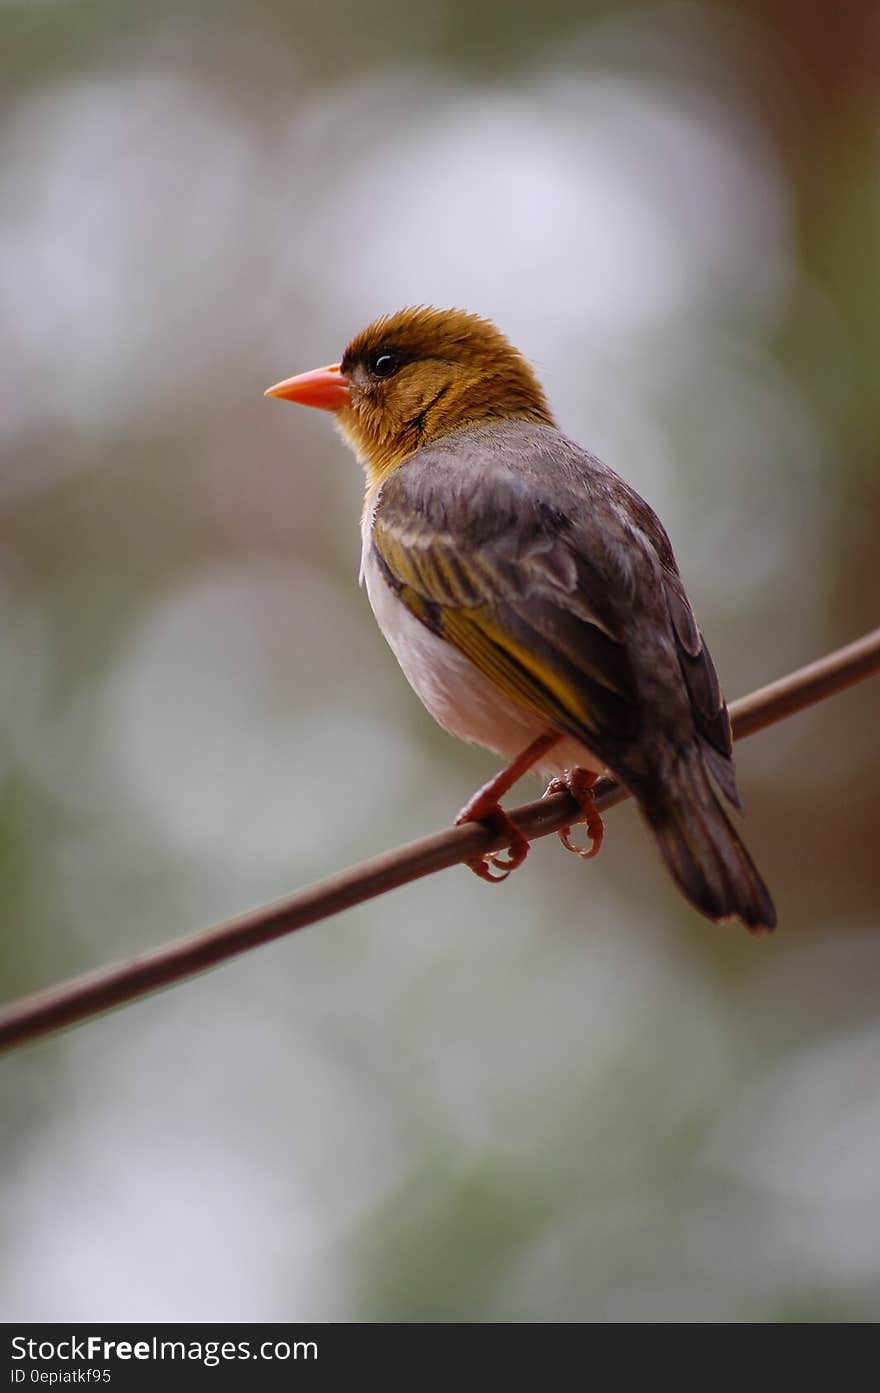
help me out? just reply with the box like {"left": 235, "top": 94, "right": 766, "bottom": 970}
{"left": 1, "top": 627, "right": 878, "bottom": 1055}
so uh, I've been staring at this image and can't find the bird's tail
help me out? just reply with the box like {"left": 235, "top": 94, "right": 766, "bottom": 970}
{"left": 641, "top": 752, "right": 777, "bottom": 933}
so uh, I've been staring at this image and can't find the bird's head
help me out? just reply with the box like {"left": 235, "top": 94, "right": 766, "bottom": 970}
{"left": 265, "top": 306, "right": 556, "bottom": 485}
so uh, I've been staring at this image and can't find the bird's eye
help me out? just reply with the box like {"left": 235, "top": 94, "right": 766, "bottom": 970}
{"left": 368, "top": 349, "right": 401, "bottom": 379}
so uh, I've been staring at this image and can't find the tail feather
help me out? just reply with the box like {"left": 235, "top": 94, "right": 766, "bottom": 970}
{"left": 642, "top": 754, "right": 776, "bottom": 933}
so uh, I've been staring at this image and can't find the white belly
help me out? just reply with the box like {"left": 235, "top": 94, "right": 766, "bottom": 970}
{"left": 361, "top": 544, "right": 603, "bottom": 782}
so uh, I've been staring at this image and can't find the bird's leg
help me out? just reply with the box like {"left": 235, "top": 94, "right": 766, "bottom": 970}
{"left": 456, "top": 732, "right": 561, "bottom": 882}
{"left": 543, "top": 767, "right": 604, "bottom": 860}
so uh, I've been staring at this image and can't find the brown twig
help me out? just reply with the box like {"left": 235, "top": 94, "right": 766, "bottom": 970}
{"left": 1, "top": 627, "right": 878, "bottom": 1055}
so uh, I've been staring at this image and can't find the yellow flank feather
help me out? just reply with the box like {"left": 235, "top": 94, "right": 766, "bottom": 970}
{"left": 376, "top": 522, "right": 598, "bottom": 743}
{"left": 441, "top": 607, "right": 598, "bottom": 736}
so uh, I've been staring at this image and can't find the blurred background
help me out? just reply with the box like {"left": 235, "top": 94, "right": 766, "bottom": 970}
{"left": 1, "top": 0, "right": 879, "bottom": 1323}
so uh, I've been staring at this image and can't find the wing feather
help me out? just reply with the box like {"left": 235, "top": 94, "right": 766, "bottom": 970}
{"left": 372, "top": 465, "right": 639, "bottom": 758}
{"left": 661, "top": 571, "right": 741, "bottom": 808}
{"left": 369, "top": 421, "right": 741, "bottom": 807}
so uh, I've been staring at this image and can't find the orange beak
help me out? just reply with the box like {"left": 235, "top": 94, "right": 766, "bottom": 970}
{"left": 264, "top": 363, "right": 350, "bottom": 412}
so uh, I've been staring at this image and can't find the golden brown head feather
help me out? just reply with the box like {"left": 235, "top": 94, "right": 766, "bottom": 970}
{"left": 336, "top": 307, "right": 556, "bottom": 486}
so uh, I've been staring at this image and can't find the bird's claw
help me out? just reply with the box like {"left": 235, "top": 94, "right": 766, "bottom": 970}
{"left": 466, "top": 853, "right": 513, "bottom": 883}
{"left": 543, "top": 769, "right": 604, "bottom": 860}
{"left": 456, "top": 803, "right": 530, "bottom": 883}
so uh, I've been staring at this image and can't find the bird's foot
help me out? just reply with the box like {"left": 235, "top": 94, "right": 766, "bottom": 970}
{"left": 454, "top": 734, "right": 561, "bottom": 883}
{"left": 543, "top": 768, "right": 604, "bottom": 860}
{"left": 456, "top": 795, "right": 530, "bottom": 883}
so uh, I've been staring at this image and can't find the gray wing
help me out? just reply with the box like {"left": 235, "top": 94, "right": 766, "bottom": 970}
{"left": 372, "top": 419, "right": 740, "bottom": 805}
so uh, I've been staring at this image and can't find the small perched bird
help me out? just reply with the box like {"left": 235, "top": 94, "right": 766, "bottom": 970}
{"left": 266, "top": 307, "right": 776, "bottom": 931}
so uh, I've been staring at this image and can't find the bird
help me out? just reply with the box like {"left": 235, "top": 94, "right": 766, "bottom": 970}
{"left": 265, "top": 307, "right": 776, "bottom": 932}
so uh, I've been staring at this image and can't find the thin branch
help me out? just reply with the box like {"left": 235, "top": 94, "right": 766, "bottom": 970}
{"left": 1, "top": 627, "right": 878, "bottom": 1055}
